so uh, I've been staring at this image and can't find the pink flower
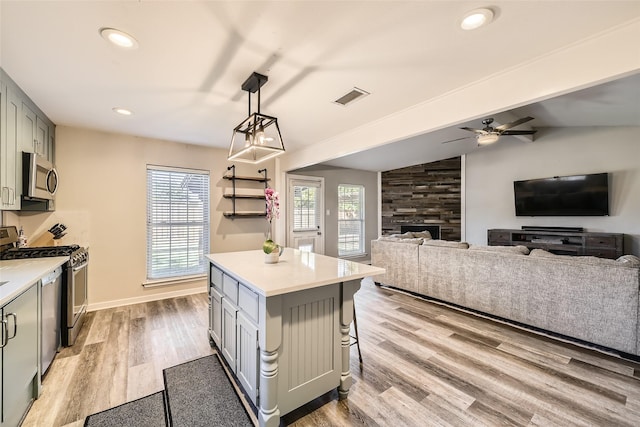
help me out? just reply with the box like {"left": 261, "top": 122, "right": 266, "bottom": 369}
{"left": 265, "top": 187, "right": 280, "bottom": 223}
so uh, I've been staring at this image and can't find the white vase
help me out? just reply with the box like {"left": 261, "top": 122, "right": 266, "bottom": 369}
{"left": 264, "top": 252, "right": 280, "bottom": 264}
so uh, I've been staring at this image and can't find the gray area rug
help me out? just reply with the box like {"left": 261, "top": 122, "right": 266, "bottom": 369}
{"left": 84, "top": 354, "right": 252, "bottom": 426}
{"left": 163, "top": 354, "right": 253, "bottom": 427}
{"left": 84, "top": 391, "right": 166, "bottom": 427}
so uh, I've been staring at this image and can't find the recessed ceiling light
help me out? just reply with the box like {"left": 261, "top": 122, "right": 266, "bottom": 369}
{"left": 100, "top": 27, "right": 139, "bottom": 49}
{"left": 460, "top": 8, "right": 494, "bottom": 30}
{"left": 112, "top": 107, "right": 133, "bottom": 116}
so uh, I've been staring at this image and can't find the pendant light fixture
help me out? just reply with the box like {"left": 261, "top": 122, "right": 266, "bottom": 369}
{"left": 228, "top": 72, "right": 285, "bottom": 164}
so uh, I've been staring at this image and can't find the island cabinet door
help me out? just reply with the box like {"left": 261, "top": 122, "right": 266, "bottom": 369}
{"left": 209, "top": 287, "right": 223, "bottom": 348}
{"left": 236, "top": 311, "right": 259, "bottom": 405}
{"left": 221, "top": 298, "right": 238, "bottom": 371}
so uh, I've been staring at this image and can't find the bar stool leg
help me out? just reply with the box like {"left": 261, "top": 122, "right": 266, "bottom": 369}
{"left": 352, "top": 304, "right": 363, "bottom": 364}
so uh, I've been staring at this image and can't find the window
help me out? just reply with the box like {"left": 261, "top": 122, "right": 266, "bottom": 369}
{"left": 146, "top": 165, "right": 210, "bottom": 280}
{"left": 338, "top": 184, "right": 364, "bottom": 257}
{"left": 292, "top": 184, "right": 321, "bottom": 231}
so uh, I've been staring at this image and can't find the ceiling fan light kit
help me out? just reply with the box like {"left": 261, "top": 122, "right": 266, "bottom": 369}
{"left": 228, "top": 72, "right": 286, "bottom": 164}
{"left": 441, "top": 116, "right": 537, "bottom": 146}
{"left": 476, "top": 133, "right": 500, "bottom": 145}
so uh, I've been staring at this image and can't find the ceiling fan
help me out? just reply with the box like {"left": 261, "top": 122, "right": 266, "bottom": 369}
{"left": 442, "top": 116, "right": 537, "bottom": 146}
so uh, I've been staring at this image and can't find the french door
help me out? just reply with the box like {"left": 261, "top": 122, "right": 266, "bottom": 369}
{"left": 287, "top": 175, "right": 324, "bottom": 254}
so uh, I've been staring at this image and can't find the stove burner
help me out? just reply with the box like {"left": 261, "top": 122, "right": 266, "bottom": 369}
{"left": 0, "top": 245, "right": 80, "bottom": 259}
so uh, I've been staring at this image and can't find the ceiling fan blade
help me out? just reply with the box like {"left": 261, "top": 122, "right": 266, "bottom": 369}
{"left": 459, "top": 127, "right": 485, "bottom": 134}
{"left": 495, "top": 116, "right": 534, "bottom": 131}
{"left": 500, "top": 129, "right": 537, "bottom": 135}
{"left": 441, "top": 136, "right": 473, "bottom": 144}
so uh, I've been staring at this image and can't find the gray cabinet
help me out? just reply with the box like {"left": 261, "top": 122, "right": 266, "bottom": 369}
{"left": 1, "top": 284, "right": 38, "bottom": 427}
{"left": 236, "top": 311, "right": 259, "bottom": 403}
{"left": 0, "top": 81, "right": 20, "bottom": 210}
{"left": 221, "top": 298, "right": 237, "bottom": 369}
{"left": 209, "top": 287, "right": 223, "bottom": 348}
{"left": 208, "top": 264, "right": 260, "bottom": 406}
{"left": 20, "top": 101, "right": 51, "bottom": 159}
{"left": 1, "top": 68, "right": 56, "bottom": 211}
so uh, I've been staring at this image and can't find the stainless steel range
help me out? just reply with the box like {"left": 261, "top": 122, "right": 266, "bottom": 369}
{"left": 0, "top": 226, "right": 89, "bottom": 350}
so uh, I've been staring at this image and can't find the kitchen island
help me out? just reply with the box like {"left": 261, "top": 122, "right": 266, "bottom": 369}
{"left": 205, "top": 249, "right": 384, "bottom": 427}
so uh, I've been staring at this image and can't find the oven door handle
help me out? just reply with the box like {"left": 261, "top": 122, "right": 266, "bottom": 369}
{"left": 72, "top": 261, "right": 88, "bottom": 272}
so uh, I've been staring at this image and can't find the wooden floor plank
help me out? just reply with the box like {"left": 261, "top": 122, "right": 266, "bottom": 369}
{"left": 21, "top": 283, "right": 640, "bottom": 427}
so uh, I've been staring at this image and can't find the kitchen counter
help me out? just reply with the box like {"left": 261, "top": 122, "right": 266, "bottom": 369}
{"left": 205, "top": 249, "right": 385, "bottom": 297}
{"left": 0, "top": 257, "right": 67, "bottom": 306}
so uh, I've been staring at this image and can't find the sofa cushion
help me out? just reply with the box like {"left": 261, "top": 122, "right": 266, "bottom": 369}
{"left": 422, "top": 239, "right": 469, "bottom": 249}
{"left": 617, "top": 254, "right": 640, "bottom": 267}
{"left": 469, "top": 245, "right": 530, "bottom": 255}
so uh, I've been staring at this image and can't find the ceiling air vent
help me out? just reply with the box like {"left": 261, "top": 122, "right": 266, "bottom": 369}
{"left": 333, "top": 87, "right": 370, "bottom": 106}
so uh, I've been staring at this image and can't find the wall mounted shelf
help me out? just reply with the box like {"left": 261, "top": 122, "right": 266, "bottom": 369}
{"left": 223, "top": 165, "right": 269, "bottom": 218}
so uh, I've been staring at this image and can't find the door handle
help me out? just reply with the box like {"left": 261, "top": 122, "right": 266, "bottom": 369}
{"left": 1, "top": 319, "right": 7, "bottom": 348}
{"left": 7, "top": 312, "right": 17, "bottom": 340}
{"left": 317, "top": 231, "right": 322, "bottom": 235}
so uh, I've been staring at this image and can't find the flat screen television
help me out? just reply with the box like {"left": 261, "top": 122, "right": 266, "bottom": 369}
{"left": 514, "top": 173, "right": 609, "bottom": 216}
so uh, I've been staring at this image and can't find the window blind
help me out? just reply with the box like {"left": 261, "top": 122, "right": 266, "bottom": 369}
{"left": 146, "top": 165, "right": 210, "bottom": 280}
{"left": 292, "top": 184, "right": 321, "bottom": 231}
{"left": 338, "top": 184, "right": 365, "bottom": 256}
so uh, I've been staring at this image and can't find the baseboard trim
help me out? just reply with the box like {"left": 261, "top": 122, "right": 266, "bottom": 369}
{"left": 87, "top": 285, "right": 207, "bottom": 311}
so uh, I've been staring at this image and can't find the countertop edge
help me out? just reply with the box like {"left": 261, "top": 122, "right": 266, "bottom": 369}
{"left": 0, "top": 257, "right": 68, "bottom": 306}
{"left": 206, "top": 251, "right": 385, "bottom": 298}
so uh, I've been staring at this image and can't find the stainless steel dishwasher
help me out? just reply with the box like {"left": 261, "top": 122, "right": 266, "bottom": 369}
{"left": 41, "top": 265, "right": 63, "bottom": 374}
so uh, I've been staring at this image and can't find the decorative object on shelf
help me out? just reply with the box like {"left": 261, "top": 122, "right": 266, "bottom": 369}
{"left": 223, "top": 165, "right": 269, "bottom": 218}
{"left": 263, "top": 186, "right": 283, "bottom": 263}
{"left": 228, "top": 71, "right": 285, "bottom": 164}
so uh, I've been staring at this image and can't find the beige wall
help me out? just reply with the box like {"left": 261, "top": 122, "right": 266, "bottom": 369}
{"left": 5, "top": 126, "right": 274, "bottom": 308}
{"left": 465, "top": 126, "right": 640, "bottom": 256}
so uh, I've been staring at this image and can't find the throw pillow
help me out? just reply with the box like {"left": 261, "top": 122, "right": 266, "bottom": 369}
{"left": 411, "top": 231, "right": 432, "bottom": 239}
{"left": 469, "top": 245, "right": 530, "bottom": 255}
{"left": 529, "top": 249, "right": 558, "bottom": 258}
{"left": 422, "top": 240, "right": 469, "bottom": 249}
{"left": 378, "top": 236, "right": 424, "bottom": 244}
{"left": 617, "top": 255, "right": 640, "bottom": 267}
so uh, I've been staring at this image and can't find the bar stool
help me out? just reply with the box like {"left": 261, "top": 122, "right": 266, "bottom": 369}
{"left": 350, "top": 304, "right": 363, "bottom": 364}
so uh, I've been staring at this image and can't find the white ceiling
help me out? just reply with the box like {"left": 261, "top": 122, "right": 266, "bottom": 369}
{"left": 1, "top": 1, "right": 639, "bottom": 171}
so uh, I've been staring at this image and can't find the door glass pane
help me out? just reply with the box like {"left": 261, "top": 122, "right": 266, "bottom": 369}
{"left": 292, "top": 185, "right": 319, "bottom": 231}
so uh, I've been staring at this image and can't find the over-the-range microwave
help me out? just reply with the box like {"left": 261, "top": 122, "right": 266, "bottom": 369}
{"left": 22, "top": 152, "right": 58, "bottom": 206}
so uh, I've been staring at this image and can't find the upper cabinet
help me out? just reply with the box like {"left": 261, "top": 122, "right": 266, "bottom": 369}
{"left": 0, "top": 68, "right": 55, "bottom": 211}
{"left": 1, "top": 81, "right": 20, "bottom": 210}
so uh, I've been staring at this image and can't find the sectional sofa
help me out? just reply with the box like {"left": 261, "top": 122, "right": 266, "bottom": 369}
{"left": 370, "top": 234, "right": 640, "bottom": 357}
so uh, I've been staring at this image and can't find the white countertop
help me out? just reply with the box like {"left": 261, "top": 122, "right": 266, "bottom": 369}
{"left": 0, "top": 257, "right": 68, "bottom": 306}
{"left": 206, "top": 249, "right": 385, "bottom": 297}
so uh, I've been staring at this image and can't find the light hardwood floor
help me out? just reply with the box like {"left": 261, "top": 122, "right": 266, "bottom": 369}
{"left": 23, "top": 281, "right": 640, "bottom": 426}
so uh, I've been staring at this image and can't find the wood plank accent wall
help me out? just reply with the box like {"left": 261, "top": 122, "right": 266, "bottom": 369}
{"left": 381, "top": 157, "right": 461, "bottom": 240}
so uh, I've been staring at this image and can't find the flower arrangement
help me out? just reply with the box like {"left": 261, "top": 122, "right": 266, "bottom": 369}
{"left": 263, "top": 187, "right": 282, "bottom": 255}
{"left": 265, "top": 187, "right": 280, "bottom": 223}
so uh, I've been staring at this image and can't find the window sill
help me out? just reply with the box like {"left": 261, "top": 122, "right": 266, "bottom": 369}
{"left": 142, "top": 274, "right": 207, "bottom": 288}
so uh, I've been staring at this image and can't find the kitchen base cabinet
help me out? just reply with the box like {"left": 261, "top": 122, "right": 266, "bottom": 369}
{"left": 221, "top": 298, "right": 237, "bottom": 370}
{"left": 208, "top": 266, "right": 260, "bottom": 404}
{"left": 236, "top": 311, "right": 259, "bottom": 404}
{"left": 1, "top": 284, "right": 38, "bottom": 427}
{"left": 209, "top": 287, "right": 222, "bottom": 348}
